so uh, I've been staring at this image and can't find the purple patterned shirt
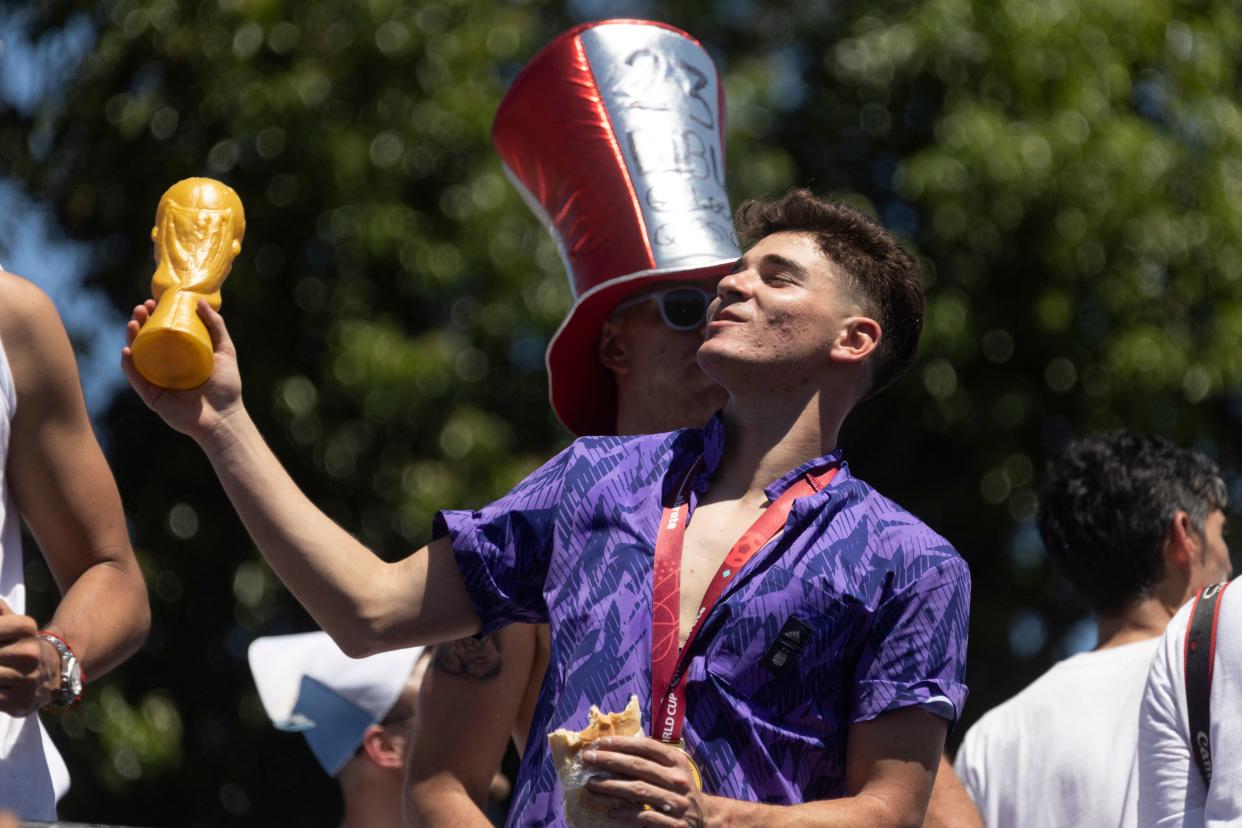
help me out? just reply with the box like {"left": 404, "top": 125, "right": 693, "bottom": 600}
{"left": 436, "top": 415, "right": 970, "bottom": 826}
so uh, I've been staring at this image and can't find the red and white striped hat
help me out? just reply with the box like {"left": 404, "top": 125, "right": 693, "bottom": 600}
{"left": 493, "top": 19, "right": 739, "bottom": 436}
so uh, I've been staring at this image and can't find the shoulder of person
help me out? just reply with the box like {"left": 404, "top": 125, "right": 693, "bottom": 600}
{"left": 0, "top": 271, "right": 78, "bottom": 395}
{"left": 569, "top": 431, "right": 650, "bottom": 453}
{"left": 1147, "top": 592, "right": 1199, "bottom": 698}
{"left": 0, "top": 270, "right": 59, "bottom": 335}
{"left": 572, "top": 424, "right": 693, "bottom": 451}
{"left": 957, "top": 700, "right": 1014, "bottom": 766}
{"left": 569, "top": 427, "right": 690, "bottom": 476}
{"left": 968, "top": 658, "right": 1090, "bottom": 740}
{"left": 837, "top": 476, "right": 963, "bottom": 564}
{"left": 956, "top": 667, "right": 1073, "bottom": 783}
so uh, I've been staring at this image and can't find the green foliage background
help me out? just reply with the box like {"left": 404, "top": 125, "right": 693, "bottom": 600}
{"left": 3, "top": 0, "right": 1242, "bottom": 824}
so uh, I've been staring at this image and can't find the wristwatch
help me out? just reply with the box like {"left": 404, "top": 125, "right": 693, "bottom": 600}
{"left": 38, "top": 632, "right": 84, "bottom": 713}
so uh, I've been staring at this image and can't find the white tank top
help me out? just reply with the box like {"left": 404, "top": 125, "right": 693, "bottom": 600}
{"left": 0, "top": 321, "right": 71, "bottom": 818}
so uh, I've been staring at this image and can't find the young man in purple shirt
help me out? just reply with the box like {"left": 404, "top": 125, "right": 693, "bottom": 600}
{"left": 123, "top": 188, "right": 970, "bottom": 826}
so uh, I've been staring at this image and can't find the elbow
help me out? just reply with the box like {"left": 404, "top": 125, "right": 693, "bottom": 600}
{"left": 130, "top": 595, "right": 153, "bottom": 653}
{"left": 85, "top": 564, "right": 152, "bottom": 678}
{"left": 119, "top": 569, "right": 152, "bottom": 660}
{"left": 332, "top": 571, "right": 431, "bottom": 658}
{"left": 328, "top": 612, "right": 392, "bottom": 659}
{"left": 331, "top": 627, "right": 380, "bottom": 659}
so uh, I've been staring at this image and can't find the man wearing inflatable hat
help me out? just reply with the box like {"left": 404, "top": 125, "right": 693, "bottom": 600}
{"left": 125, "top": 17, "right": 973, "bottom": 828}
{"left": 406, "top": 19, "right": 738, "bottom": 825}
{"left": 409, "top": 22, "right": 983, "bottom": 827}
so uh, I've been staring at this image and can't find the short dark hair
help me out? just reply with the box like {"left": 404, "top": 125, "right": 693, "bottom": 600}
{"left": 733, "top": 188, "right": 923, "bottom": 396}
{"left": 1036, "top": 431, "right": 1227, "bottom": 616}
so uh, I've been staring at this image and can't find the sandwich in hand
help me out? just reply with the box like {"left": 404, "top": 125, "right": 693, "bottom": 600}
{"left": 547, "top": 695, "right": 642, "bottom": 827}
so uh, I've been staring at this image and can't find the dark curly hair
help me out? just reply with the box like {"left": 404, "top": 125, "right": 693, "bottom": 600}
{"left": 733, "top": 188, "right": 923, "bottom": 396}
{"left": 1036, "top": 431, "right": 1227, "bottom": 616}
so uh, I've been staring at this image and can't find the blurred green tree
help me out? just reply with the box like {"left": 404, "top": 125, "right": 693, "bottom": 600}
{"left": 816, "top": 0, "right": 1242, "bottom": 708}
{"left": 2, "top": 0, "right": 1240, "bottom": 824}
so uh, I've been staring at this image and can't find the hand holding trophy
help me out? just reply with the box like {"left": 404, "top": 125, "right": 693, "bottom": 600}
{"left": 130, "top": 177, "right": 245, "bottom": 389}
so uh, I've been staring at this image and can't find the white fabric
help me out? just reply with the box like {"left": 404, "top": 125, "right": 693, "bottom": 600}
{"left": 956, "top": 638, "right": 1159, "bottom": 828}
{"left": 0, "top": 330, "right": 71, "bottom": 819}
{"left": 1138, "top": 589, "right": 1242, "bottom": 827}
{"left": 249, "top": 632, "right": 423, "bottom": 727}
{"left": 248, "top": 632, "right": 424, "bottom": 776}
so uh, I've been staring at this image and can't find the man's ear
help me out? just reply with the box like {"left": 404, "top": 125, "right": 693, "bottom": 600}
{"left": 359, "top": 723, "right": 406, "bottom": 770}
{"left": 598, "top": 316, "right": 629, "bottom": 375}
{"left": 1164, "top": 511, "right": 1201, "bottom": 574}
{"left": 828, "top": 316, "right": 882, "bottom": 365}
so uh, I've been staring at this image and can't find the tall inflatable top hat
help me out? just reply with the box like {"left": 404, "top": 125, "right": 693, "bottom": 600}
{"left": 493, "top": 19, "right": 740, "bottom": 436}
{"left": 248, "top": 632, "right": 425, "bottom": 777}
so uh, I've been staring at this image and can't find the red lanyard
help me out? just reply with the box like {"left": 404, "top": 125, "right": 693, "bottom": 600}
{"left": 650, "top": 459, "right": 838, "bottom": 744}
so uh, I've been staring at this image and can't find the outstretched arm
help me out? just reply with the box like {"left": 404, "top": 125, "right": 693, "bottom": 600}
{"left": 122, "top": 299, "right": 480, "bottom": 655}
{"left": 405, "top": 625, "right": 539, "bottom": 827}
{"left": 0, "top": 273, "right": 149, "bottom": 714}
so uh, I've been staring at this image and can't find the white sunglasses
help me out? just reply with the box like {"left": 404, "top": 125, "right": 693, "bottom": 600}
{"left": 613, "top": 286, "right": 715, "bottom": 331}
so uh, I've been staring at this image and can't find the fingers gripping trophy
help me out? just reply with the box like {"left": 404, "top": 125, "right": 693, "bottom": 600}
{"left": 130, "top": 178, "right": 245, "bottom": 390}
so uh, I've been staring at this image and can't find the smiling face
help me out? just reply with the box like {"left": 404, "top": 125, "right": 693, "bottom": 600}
{"left": 697, "top": 231, "right": 880, "bottom": 399}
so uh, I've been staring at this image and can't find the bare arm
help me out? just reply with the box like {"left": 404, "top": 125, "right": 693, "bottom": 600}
{"left": 0, "top": 273, "right": 149, "bottom": 713}
{"left": 122, "top": 299, "right": 480, "bottom": 655}
{"left": 922, "top": 755, "right": 983, "bottom": 828}
{"left": 405, "top": 625, "right": 538, "bottom": 827}
{"left": 585, "top": 707, "right": 947, "bottom": 827}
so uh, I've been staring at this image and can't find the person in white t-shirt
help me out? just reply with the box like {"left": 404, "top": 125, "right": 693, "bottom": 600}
{"left": 955, "top": 431, "right": 1233, "bottom": 828}
{"left": 1138, "top": 579, "right": 1240, "bottom": 827}
{"left": 0, "top": 271, "right": 150, "bottom": 819}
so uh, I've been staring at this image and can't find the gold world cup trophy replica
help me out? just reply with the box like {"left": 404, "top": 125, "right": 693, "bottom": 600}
{"left": 130, "top": 177, "right": 245, "bottom": 389}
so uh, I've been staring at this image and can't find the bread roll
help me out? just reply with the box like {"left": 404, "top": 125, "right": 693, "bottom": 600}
{"left": 547, "top": 695, "right": 642, "bottom": 828}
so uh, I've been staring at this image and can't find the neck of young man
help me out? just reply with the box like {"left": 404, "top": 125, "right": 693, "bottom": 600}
{"left": 1095, "top": 563, "right": 1209, "bottom": 650}
{"left": 1094, "top": 588, "right": 1188, "bottom": 650}
{"left": 711, "top": 384, "right": 851, "bottom": 503}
